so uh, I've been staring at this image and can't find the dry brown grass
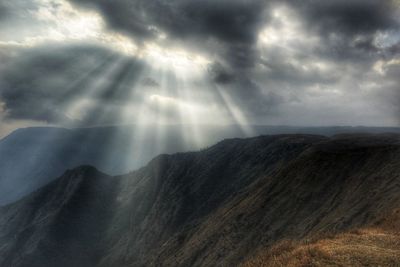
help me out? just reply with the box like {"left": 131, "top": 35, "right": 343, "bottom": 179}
{"left": 242, "top": 227, "right": 400, "bottom": 267}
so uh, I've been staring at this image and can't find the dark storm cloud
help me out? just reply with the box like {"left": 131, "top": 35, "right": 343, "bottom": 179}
{"left": 296, "top": 0, "right": 398, "bottom": 36}
{"left": 1, "top": 0, "right": 399, "bottom": 128}
{"left": 289, "top": 0, "right": 400, "bottom": 126}
{"left": 0, "top": 44, "right": 144, "bottom": 124}
{"left": 290, "top": 0, "right": 400, "bottom": 61}
{"left": 67, "top": 0, "right": 400, "bottom": 86}
{"left": 0, "top": 44, "right": 106, "bottom": 122}
{"left": 208, "top": 62, "right": 236, "bottom": 84}
{"left": 70, "top": 0, "right": 265, "bottom": 43}
{"left": 387, "top": 42, "right": 400, "bottom": 55}
{"left": 67, "top": 0, "right": 399, "bottom": 124}
{"left": 69, "top": 0, "right": 268, "bottom": 70}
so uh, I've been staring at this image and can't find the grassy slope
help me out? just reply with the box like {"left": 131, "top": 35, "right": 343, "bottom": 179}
{"left": 243, "top": 210, "right": 400, "bottom": 267}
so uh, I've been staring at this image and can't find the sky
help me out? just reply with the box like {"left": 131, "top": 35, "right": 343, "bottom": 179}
{"left": 0, "top": 0, "right": 399, "bottom": 138}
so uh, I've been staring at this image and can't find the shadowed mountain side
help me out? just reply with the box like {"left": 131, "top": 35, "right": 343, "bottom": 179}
{"left": 150, "top": 134, "right": 400, "bottom": 266}
{"left": 0, "top": 166, "right": 118, "bottom": 267}
{"left": 1, "top": 134, "right": 400, "bottom": 267}
{"left": 1, "top": 125, "right": 400, "bottom": 205}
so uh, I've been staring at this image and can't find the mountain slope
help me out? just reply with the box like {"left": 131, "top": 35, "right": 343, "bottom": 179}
{"left": 0, "top": 166, "right": 118, "bottom": 267}
{"left": 152, "top": 134, "right": 400, "bottom": 266}
{"left": 1, "top": 134, "right": 400, "bottom": 266}
{"left": 1, "top": 125, "right": 399, "bottom": 205}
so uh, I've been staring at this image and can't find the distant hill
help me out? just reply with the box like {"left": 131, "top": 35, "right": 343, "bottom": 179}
{"left": 1, "top": 133, "right": 400, "bottom": 266}
{"left": 1, "top": 124, "right": 399, "bottom": 205}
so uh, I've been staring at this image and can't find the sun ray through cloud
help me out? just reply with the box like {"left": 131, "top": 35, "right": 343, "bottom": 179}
{"left": 61, "top": 56, "right": 126, "bottom": 124}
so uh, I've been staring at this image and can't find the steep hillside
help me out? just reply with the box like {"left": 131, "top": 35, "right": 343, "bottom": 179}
{"left": 0, "top": 166, "right": 118, "bottom": 267}
{"left": 1, "top": 134, "right": 400, "bottom": 267}
{"left": 1, "top": 125, "right": 399, "bottom": 205}
{"left": 152, "top": 134, "right": 400, "bottom": 266}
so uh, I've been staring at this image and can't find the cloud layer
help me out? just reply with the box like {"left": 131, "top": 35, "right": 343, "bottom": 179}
{"left": 0, "top": 0, "right": 399, "bottom": 136}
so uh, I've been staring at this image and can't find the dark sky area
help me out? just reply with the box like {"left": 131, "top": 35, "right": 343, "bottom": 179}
{"left": 0, "top": 0, "right": 399, "bottom": 137}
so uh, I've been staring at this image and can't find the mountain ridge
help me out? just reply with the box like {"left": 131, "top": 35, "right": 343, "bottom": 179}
{"left": 2, "top": 125, "right": 400, "bottom": 205}
{"left": 1, "top": 133, "right": 400, "bottom": 266}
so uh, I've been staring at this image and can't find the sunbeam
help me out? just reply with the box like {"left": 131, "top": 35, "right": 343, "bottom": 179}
{"left": 62, "top": 56, "right": 125, "bottom": 123}
{"left": 117, "top": 63, "right": 155, "bottom": 172}
{"left": 214, "top": 85, "right": 255, "bottom": 137}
